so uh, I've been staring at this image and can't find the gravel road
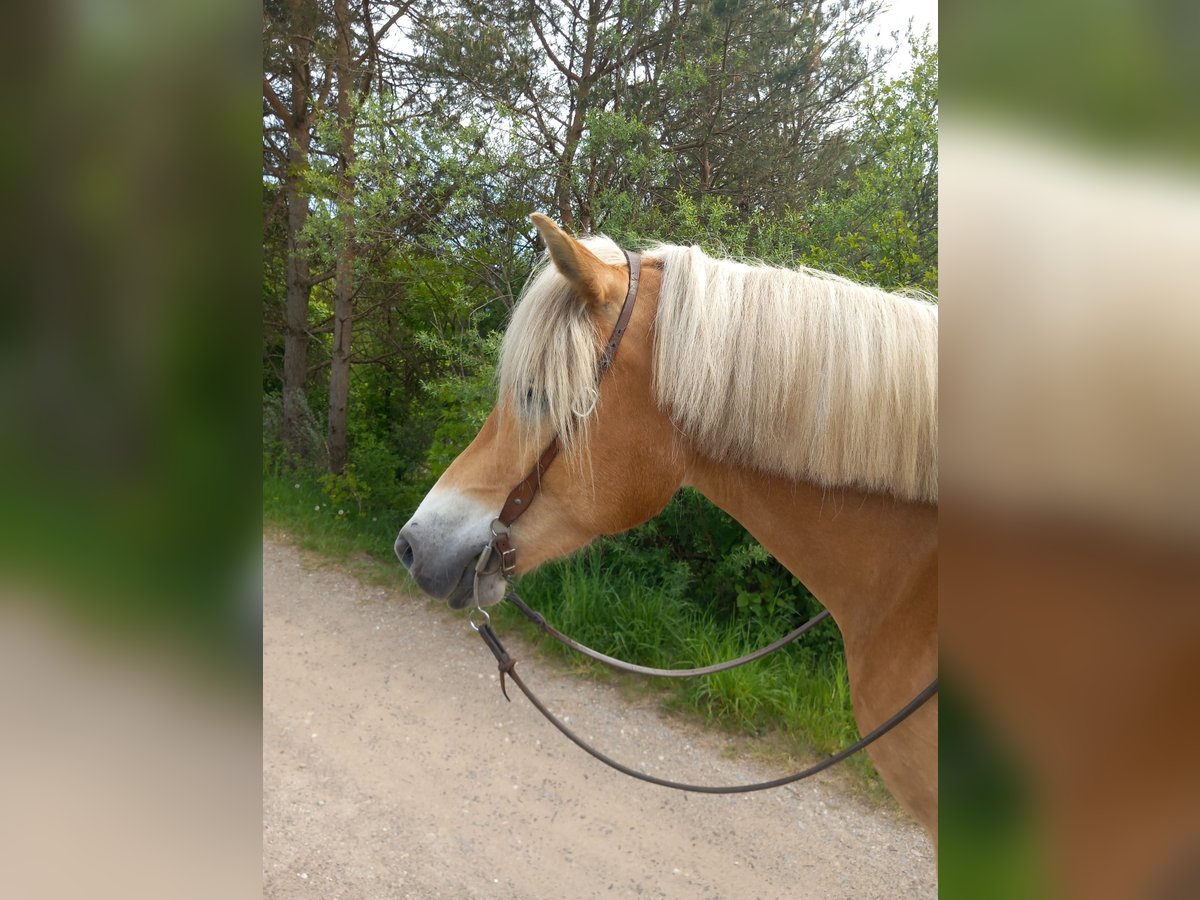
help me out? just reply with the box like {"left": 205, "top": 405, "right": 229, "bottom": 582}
{"left": 263, "top": 533, "right": 937, "bottom": 899}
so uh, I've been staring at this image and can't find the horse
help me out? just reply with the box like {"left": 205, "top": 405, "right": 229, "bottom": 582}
{"left": 396, "top": 214, "right": 939, "bottom": 839}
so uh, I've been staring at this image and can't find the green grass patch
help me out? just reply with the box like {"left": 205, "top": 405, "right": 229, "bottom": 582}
{"left": 266, "top": 470, "right": 876, "bottom": 790}
{"left": 263, "top": 473, "right": 413, "bottom": 588}
{"left": 511, "top": 548, "right": 874, "bottom": 784}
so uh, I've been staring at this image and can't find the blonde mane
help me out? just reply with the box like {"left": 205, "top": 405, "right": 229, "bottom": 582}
{"left": 499, "top": 237, "right": 938, "bottom": 503}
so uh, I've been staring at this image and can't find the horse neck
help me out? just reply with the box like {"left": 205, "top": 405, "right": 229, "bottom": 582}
{"left": 682, "top": 454, "right": 938, "bottom": 661}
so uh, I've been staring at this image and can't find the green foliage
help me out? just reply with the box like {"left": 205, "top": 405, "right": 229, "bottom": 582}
{"left": 599, "top": 487, "right": 845, "bottom": 665}
{"left": 594, "top": 36, "right": 939, "bottom": 294}
{"left": 798, "top": 34, "right": 939, "bottom": 292}
{"left": 262, "top": 391, "right": 288, "bottom": 476}
{"left": 413, "top": 328, "right": 501, "bottom": 479}
{"left": 344, "top": 432, "right": 406, "bottom": 514}
{"left": 264, "top": 472, "right": 409, "bottom": 572}
{"left": 317, "top": 465, "right": 371, "bottom": 517}
{"left": 262, "top": 390, "right": 326, "bottom": 474}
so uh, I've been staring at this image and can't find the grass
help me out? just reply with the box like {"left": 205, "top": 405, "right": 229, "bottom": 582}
{"left": 265, "top": 471, "right": 878, "bottom": 792}
{"left": 511, "top": 549, "right": 874, "bottom": 784}
{"left": 264, "top": 473, "right": 410, "bottom": 585}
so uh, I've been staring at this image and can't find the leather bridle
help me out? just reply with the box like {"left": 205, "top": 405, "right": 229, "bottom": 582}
{"left": 465, "top": 245, "right": 938, "bottom": 793}
{"left": 472, "top": 249, "right": 642, "bottom": 602}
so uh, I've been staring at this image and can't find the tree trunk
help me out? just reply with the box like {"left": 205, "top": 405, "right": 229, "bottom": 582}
{"left": 327, "top": 0, "right": 356, "bottom": 474}
{"left": 282, "top": 48, "right": 313, "bottom": 462}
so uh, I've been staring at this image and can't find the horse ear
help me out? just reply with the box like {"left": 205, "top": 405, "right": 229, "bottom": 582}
{"left": 531, "top": 213, "right": 624, "bottom": 308}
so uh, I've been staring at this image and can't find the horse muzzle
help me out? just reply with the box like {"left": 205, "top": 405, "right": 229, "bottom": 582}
{"left": 394, "top": 526, "right": 474, "bottom": 604}
{"left": 395, "top": 489, "right": 508, "bottom": 608}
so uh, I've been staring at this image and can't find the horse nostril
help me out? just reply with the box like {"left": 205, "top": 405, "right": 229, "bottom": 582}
{"left": 394, "top": 532, "right": 416, "bottom": 570}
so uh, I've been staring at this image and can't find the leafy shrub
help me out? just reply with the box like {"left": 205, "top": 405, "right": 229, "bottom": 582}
{"left": 346, "top": 432, "right": 406, "bottom": 515}
{"left": 262, "top": 391, "right": 326, "bottom": 475}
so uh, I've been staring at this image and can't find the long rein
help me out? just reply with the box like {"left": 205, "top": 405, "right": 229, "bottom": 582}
{"left": 468, "top": 248, "right": 938, "bottom": 794}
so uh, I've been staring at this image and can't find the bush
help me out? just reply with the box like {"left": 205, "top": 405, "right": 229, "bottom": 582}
{"left": 346, "top": 432, "right": 406, "bottom": 514}
{"left": 262, "top": 391, "right": 326, "bottom": 475}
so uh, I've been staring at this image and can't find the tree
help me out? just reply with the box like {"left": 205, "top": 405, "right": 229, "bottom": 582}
{"left": 799, "top": 32, "right": 938, "bottom": 291}
{"left": 414, "top": 0, "right": 889, "bottom": 230}
{"left": 263, "top": 0, "right": 335, "bottom": 462}
{"left": 265, "top": 0, "right": 423, "bottom": 471}
{"left": 326, "top": 0, "right": 358, "bottom": 473}
{"left": 632, "top": 0, "right": 888, "bottom": 215}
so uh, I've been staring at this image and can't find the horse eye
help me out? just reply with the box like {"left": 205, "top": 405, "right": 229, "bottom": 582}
{"left": 521, "top": 387, "right": 548, "bottom": 417}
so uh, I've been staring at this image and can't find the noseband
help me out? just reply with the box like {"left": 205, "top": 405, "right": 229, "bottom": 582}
{"left": 473, "top": 249, "right": 643, "bottom": 601}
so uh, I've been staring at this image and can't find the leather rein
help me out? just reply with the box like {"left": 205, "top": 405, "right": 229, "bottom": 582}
{"left": 468, "top": 247, "right": 938, "bottom": 793}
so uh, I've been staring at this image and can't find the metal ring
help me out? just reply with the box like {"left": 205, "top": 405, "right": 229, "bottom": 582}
{"left": 468, "top": 606, "right": 491, "bottom": 632}
{"left": 573, "top": 386, "right": 599, "bottom": 419}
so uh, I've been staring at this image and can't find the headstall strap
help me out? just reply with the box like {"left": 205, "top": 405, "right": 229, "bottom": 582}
{"left": 485, "top": 249, "right": 643, "bottom": 578}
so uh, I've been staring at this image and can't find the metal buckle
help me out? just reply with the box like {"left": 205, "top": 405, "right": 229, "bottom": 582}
{"left": 473, "top": 531, "right": 514, "bottom": 606}
{"left": 498, "top": 546, "right": 517, "bottom": 576}
{"left": 488, "top": 519, "right": 518, "bottom": 577}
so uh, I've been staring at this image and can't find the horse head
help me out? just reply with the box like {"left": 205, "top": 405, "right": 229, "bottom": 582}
{"left": 395, "top": 215, "right": 683, "bottom": 608}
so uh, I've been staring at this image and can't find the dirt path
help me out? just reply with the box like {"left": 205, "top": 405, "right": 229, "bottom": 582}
{"left": 263, "top": 534, "right": 936, "bottom": 899}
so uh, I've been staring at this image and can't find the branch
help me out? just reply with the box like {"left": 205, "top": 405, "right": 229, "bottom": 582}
{"left": 315, "top": 69, "right": 334, "bottom": 111}
{"left": 360, "top": 0, "right": 416, "bottom": 61}
{"left": 263, "top": 190, "right": 287, "bottom": 233}
{"left": 530, "top": 1, "right": 579, "bottom": 83}
{"left": 348, "top": 352, "right": 405, "bottom": 367}
{"left": 263, "top": 78, "right": 291, "bottom": 123}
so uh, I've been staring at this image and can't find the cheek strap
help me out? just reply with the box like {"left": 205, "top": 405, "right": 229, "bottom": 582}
{"left": 484, "top": 250, "right": 643, "bottom": 578}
